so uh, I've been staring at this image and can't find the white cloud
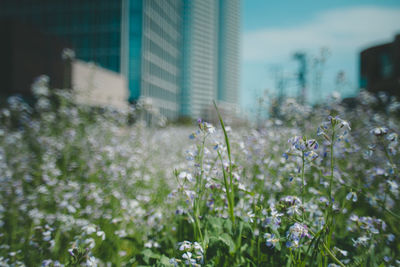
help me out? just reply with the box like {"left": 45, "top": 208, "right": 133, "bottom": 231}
{"left": 243, "top": 6, "right": 400, "bottom": 62}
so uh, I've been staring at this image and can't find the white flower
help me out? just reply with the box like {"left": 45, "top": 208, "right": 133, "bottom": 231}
{"left": 83, "top": 225, "right": 96, "bottom": 235}
{"left": 334, "top": 247, "right": 348, "bottom": 257}
{"left": 85, "top": 238, "right": 96, "bottom": 249}
{"left": 182, "top": 251, "right": 192, "bottom": 260}
{"left": 86, "top": 256, "right": 98, "bottom": 267}
{"left": 387, "top": 180, "right": 398, "bottom": 194}
{"left": 32, "top": 75, "right": 50, "bottom": 97}
{"left": 371, "top": 127, "right": 389, "bottom": 136}
{"left": 179, "top": 172, "right": 194, "bottom": 183}
{"left": 203, "top": 122, "right": 215, "bottom": 134}
{"left": 96, "top": 231, "right": 105, "bottom": 241}
{"left": 338, "top": 119, "right": 351, "bottom": 131}
{"left": 352, "top": 236, "right": 370, "bottom": 247}
{"left": 179, "top": 241, "right": 192, "bottom": 251}
{"left": 193, "top": 242, "right": 203, "bottom": 254}
{"left": 264, "top": 233, "right": 279, "bottom": 248}
{"left": 346, "top": 192, "right": 358, "bottom": 202}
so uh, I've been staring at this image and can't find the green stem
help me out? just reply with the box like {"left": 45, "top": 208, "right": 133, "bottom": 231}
{"left": 195, "top": 213, "right": 203, "bottom": 242}
{"left": 257, "top": 235, "right": 261, "bottom": 265}
{"left": 329, "top": 129, "right": 335, "bottom": 202}
{"left": 307, "top": 227, "right": 345, "bottom": 267}
{"left": 383, "top": 206, "right": 400, "bottom": 220}
{"left": 188, "top": 212, "right": 203, "bottom": 242}
{"left": 218, "top": 151, "right": 235, "bottom": 225}
{"left": 301, "top": 151, "right": 305, "bottom": 221}
{"left": 322, "top": 243, "right": 345, "bottom": 267}
{"left": 214, "top": 101, "right": 235, "bottom": 225}
{"left": 383, "top": 145, "right": 397, "bottom": 175}
{"left": 193, "top": 136, "right": 206, "bottom": 243}
{"left": 198, "top": 137, "right": 207, "bottom": 205}
{"left": 326, "top": 127, "right": 335, "bottom": 265}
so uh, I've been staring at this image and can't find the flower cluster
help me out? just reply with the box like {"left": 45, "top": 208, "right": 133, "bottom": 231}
{"left": 279, "top": 196, "right": 302, "bottom": 216}
{"left": 370, "top": 127, "right": 399, "bottom": 156}
{"left": 190, "top": 119, "right": 216, "bottom": 139}
{"left": 283, "top": 136, "right": 319, "bottom": 161}
{"left": 0, "top": 79, "right": 399, "bottom": 266}
{"left": 286, "top": 223, "right": 311, "bottom": 248}
{"left": 317, "top": 116, "right": 351, "bottom": 144}
{"left": 170, "top": 241, "right": 204, "bottom": 266}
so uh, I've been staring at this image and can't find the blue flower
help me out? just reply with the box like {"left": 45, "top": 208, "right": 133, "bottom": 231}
{"left": 264, "top": 233, "right": 279, "bottom": 248}
{"left": 346, "top": 191, "right": 358, "bottom": 202}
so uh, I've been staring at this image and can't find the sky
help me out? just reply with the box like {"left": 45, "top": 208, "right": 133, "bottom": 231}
{"left": 240, "top": 0, "right": 400, "bottom": 114}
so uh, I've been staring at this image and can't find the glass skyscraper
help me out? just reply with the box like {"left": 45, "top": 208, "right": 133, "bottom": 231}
{"left": 135, "top": 0, "right": 183, "bottom": 119}
{"left": 0, "top": 0, "right": 240, "bottom": 120}
{"left": 181, "top": 0, "right": 219, "bottom": 118}
{"left": 218, "top": 0, "right": 240, "bottom": 105}
{"left": 181, "top": 0, "right": 240, "bottom": 118}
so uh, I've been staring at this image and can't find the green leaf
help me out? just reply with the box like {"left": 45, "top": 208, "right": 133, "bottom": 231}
{"left": 239, "top": 187, "right": 255, "bottom": 196}
{"left": 219, "top": 233, "right": 236, "bottom": 253}
{"left": 213, "top": 101, "right": 231, "bottom": 162}
{"left": 239, "top": 243, "right": 249, "bottom": 253}
{"left": 275, "top": 240, "right": 281, "bottom": 251}
{"left": 203, "top": 229, "right": 210, "bottom": 249}
{"left": 223, "top": 218, "right": 233, "bottom": 234}
{"left": 206, "top": 216, "right": 224, "bottom": 234}
{"left": 142, "top": 249, "right": 160, "bottom": 264}
{"left": 160, "top": 255, "right": 172, "bottom": 266}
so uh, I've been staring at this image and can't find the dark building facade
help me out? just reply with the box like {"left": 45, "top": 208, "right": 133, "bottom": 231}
{"left": 0, "top": 20, "right": 71, "bottom": 97}
{"left": 360, "top": 34, "right": 400, "bottom": 97}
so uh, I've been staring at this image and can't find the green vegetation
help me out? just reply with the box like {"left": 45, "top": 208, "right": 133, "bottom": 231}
{"left": 0, "top": 76, "right": 399, "bottom": 266}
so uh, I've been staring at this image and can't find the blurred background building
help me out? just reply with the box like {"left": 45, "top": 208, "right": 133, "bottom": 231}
{"left": 360, "top": 34, "right": 400, "bottom": 97}
{"left": 181, "top": 0, "right": 240, "bottom": 118}
{"left": 0, "top": 0, "right": 240, "bottom": 120}
{"left": 0, "top": 20, "right": 71, "bottom": 98}
{"left": 72, "top": 60, "right": 129, "bottom": 110}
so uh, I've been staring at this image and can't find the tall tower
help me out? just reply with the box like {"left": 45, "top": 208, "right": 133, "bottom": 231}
{"left": 181, "top": 0, "right": 219, "bottom": 118}
{"left": 218, "top": 0, "right": 240, "bottom": 105}
{"left": 128, "top": 0, "right": 184, "bottom": 119}
{"left": 181, "top": 0, "right": 240, "bottom": 118}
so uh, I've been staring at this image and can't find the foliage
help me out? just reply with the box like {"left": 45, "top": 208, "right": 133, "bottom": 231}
{"left": 0, "top": 76, "right": 399, "bottom": 266}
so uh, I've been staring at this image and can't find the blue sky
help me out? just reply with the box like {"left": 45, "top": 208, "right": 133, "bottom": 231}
{"left": 241, "top": 0, "right": 400, "bottom": 113}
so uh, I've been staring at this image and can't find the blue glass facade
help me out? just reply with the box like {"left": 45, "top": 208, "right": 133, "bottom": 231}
{"left": 218, "top": 0, "right": 240, "bottom": 104}
{"left": 181, "top": 0, "right": 240, "bottom": 118}
{"left": 180, "top": 1, "right": 194, "bottom": 117}
{"left": 0, "top": 0, "right": 123, "bottom": 73}
{"left": 127, "top": 0, "right": 143, "bottom": 101}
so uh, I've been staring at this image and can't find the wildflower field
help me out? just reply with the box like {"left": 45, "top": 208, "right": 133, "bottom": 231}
{"left": 1, "top": 78, "right": 399, "bottom": 266}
